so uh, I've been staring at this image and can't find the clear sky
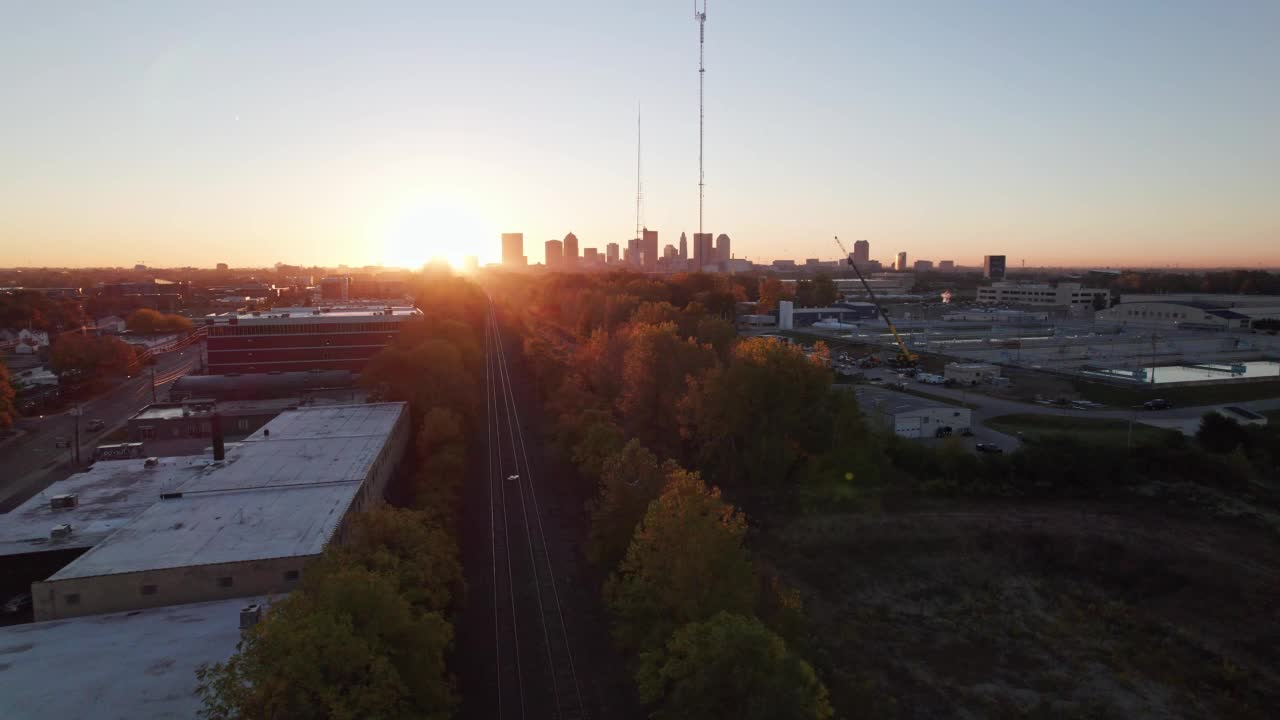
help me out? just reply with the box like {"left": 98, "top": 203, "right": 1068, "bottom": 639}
{"left": 1, "top": 1, "right": 1277, "bottom": 269}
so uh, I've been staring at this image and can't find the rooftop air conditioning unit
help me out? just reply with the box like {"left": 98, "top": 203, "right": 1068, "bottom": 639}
{"left": 51, "top": 523, "right": 73, "bottom": 539}
{"left": 240, "top": 603, "right": 262, "bottom": 629}
{"left": 50, "top": 494, "right": 78, "bottom": 510}
{"left": 144, "top": 457, "right": 160, "bottom": 468}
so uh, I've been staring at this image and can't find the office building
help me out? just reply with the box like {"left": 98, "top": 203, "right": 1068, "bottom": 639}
{"left": 502, "top": 233, "right": 526, "bottom": 267}
{"left": 203, "top": 305, "right": 422, "bottom": 375}
{"left": 853, "top": 239, "right": 870, "bottom": 264}
{"left": 896, "top": 252, "right": 908, "bottom": 271}
{"left": 583, "top": 247, "right": 600, "bottom": 265}
{"left": 31, "top": 403, "right": 410, "bottom": 620}
{"left": 628, "top": 238, "right": 642, "bottom": 267}
{"left": 563, "top": 232, "right": 578, "bottom": 267}
{"left": 715, "top": 233, "right": 731, "bottom": 263}
{"left": 663, "top": 244, "right": 677, "bottom": 259}
{"left": 694, "top": 233, "right": 714, "bottom": 271}
{"left": 215, "top": 263, "right": 229, "bottom": 272}
{"left": 914, "top": 260, "right": 934, "bottom": 272}
{"left": 977, "top": 281, "right": 1108, "bottom": 308}
{"left": 606, "top": 243, "right": 620, "bottom": 264}
{"left": 679, "top": 232, "right": 688, "bottom": 260}
{"left": 642, "top": 228, "right": 659, "bottom": 271}
{"left": 983, "top": 255, "right": 1006, "bottom": 280}
{"left": 545, "top": 239, "right": 563, "bottom": 269}
{"left": 938, "top": 260, "right": 955, "bottom": 271}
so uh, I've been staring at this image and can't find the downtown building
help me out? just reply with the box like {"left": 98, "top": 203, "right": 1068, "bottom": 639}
{"left": 202, "top": 305, "right": 422, "bottom": 375}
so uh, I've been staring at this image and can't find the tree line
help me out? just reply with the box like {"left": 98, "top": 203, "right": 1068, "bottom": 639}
{"left": 196, "top": 270, "right": 488, "bottom": 719}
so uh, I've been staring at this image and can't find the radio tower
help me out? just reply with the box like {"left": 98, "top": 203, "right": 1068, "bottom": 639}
{"left": 635, "top": 103, "right": 643, "bottom": 242}
{"left": 694, "top": 0, "right": 707, "bottom": 236}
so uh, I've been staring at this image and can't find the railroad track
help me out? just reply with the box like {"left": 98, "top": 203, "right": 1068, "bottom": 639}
{"left": 484, "top": 301, "right": 585, "bottom": 720}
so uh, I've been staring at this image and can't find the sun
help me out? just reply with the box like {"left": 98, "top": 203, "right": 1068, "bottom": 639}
{"left": 378, "top": 197, "right": 491, "bottom": 270}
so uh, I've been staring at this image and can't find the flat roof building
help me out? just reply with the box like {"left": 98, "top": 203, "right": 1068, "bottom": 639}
{"left": 978, "top": 281, "right": 1108, "bottom": 307}
{"left": 502, "top": 232, "right": 526, "bottom": 266}
{"left": 30, "top": 403, "right": 409, "bottom": 621}
{"left": 984, "top": 255, "right": 1006, "bottom": 280}
{"left": 170, "top": 369, "right": 357, "bottom": 402}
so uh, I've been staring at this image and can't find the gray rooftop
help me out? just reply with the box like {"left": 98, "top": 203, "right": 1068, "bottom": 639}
{"left": 0, "top": 596, "right": 268, "bottom": 720}
{"left": 41, "top": 402, "right": 406, "bottom": 581}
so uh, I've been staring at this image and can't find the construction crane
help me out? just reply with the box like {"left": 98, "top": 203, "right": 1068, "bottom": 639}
{"left": 835, "top": 236, "right": 918, "bottom": 367}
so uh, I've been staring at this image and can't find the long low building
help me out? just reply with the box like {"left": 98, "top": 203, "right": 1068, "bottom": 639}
{"left": 778, "top": 300, "right": 879, "bottom": 329}
{"left": 1097, "top": 298, "right": 1280, "bottom": 331}
{"left": 978, "top": 281, "right": 1109, "bottom": 308}
{"left": 29, "top": 402, "right": 409, "bottom": 621}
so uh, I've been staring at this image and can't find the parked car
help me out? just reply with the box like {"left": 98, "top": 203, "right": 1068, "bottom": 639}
{"left": 975, "top": 443, "right": 1004, "bottom": 454}
{"left": 1143, "top": 399, "right": 1172, "bottom": 411}
{"left": 2, "top": 593, "right": 32, "bottom": 615}
{"left": 86, "top": 419, "right": 106, "bottom": 432}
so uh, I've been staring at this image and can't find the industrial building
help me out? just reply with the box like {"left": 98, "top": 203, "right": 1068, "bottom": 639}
{"left": 777, "top": 300, "right": 879, "bottom": 330}
{"left": 944, "top": 362, "right": 1002, "bottom": 385}
{"left": 126, "top": 395, "right": 364, "bottom": 456}
{"left": 977, "top": 281, "right": 1109, "bottom": 308}
{"left": 202, "top": 305, "right": 422, "bottom": 374}
{"left": 170, "top": 369, "right": 358, "bottom": 401}
{"left": 29, "top": 402, "right": 409, "bottom": 620}
{"left": 869, "top": 395, "right": 972, "bottom": 439}
{"left": 1096, "top": 298, "right": 1280, "bottom": 331}
{"left": 0, "top": 596, "right": 270, "bottom": 719}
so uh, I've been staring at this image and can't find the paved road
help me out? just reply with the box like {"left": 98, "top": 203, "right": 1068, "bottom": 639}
{"left": 0, "top": 345, "right": 200, "bottom": 510}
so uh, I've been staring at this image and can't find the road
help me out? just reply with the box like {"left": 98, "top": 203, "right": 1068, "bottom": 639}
{"left": 453, "top": 303, "right": 638, "bottom": 720}
{"left": 0, "top": 345, "right": 200, "bottom": 510}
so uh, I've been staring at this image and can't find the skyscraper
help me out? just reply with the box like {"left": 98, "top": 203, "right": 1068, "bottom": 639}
{"left": 563, "top": 232, "right": 579, "bottom": 267}
{"left": 693, "top": 233, "right": 714, "bottom": 271}
{"left": 544, "top": 239, "right": 563, "bottom": 269}
{"left": 853, "top": 239, "right": 870, "bottom": 264}
{"left": 502, "top": 233, "right": 525, "bottom": 266}
{"left": 606, "top": 242, "right": 620, "bottom": 264}
{"left": 663, "top": 244, "right": 677, "bottom": 259}
{"left": 715, "top": 233, "right": 731, "bottom": 263}
{"left": 679, "top": 232, "right": 688, "bottom": 260}
{"left": 642, "top": 228, "right": 658, "bottom": 271}
{"left": 895, "top": 251, "right": 908, "bottom": 271}
{"left": 628, "top": 238, "right": 642, "bottom": 267}
{"left": 984, "top": 255, "right": 1006, "bottom": 280}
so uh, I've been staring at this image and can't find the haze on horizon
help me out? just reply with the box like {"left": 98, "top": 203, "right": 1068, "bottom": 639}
{"left": 1, "top": 1, "right": 1277, "bottom": 270}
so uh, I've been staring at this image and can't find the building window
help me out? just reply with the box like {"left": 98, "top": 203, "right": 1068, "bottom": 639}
{"left": 65, "top": 593, "right": 81, "bottom": 605}
{"left": 217, "top": 576, "right": 234, "bottom": 588}
{"left": 284, "top": 570, "right": 300, "bottom": 582}
{"left": 237, "top": 418, "right": 250, "bottom": 431}
{"left": 141, "top": 584, "right": 158, "bottom": 596}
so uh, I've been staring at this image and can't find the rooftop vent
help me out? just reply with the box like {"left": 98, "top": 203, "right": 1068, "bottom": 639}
{"left": 144, "top": 457, "right": 160, "bottom": 468}
{"left": 240, "top": 603, "right": 262, "bottom": 629}
{"left": 50, "top": 493, "right": 78, "bottom": 511}
{"left": 50, "top": 523, "right": 73, "bottom": 540}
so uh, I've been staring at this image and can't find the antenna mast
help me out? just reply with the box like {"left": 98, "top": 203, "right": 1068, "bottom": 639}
{"left": 636, "top": 103, "right": 643, "bottom": 241}
{"left": 694, "top": 0, "right": 707, "bottom": 236}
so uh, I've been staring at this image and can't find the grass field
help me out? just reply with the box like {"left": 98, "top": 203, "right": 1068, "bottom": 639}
{"left": 1077, "top": 378, "right": 1280, "bottom": 408}
{"left": 985, "top": 413, "right": 1180, "bottom": 446}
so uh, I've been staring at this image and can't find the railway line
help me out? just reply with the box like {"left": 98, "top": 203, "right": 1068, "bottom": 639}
{"left": 482, "top": 301, "right": 585, "bottom": 720}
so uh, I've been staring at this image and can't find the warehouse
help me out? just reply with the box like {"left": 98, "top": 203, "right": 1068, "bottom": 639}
{"left": 30, "top": 402, "right": 409, "bottom": 621}
{"left": 868, "top": 395, "right": 972, "bottom": 439}
{"left": 944, "top": 362, "right": 1002, "bottom": 385}
{"left": 1095, "top": 300, "right": 1278, "bottom": 331}
{"left": 777, "top": 300, "right": 879, "bottom": 329}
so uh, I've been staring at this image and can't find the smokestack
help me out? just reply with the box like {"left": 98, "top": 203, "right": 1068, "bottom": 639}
{"left": 212, "top": 412, "right": 225, "bottom": 461}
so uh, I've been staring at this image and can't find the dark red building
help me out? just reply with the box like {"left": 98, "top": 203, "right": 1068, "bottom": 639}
{"left": 203, "top": 306, "right": 421, "bottom": 375}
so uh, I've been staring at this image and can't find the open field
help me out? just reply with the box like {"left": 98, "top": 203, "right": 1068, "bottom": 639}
{"left": 984, "top": 414, "right": 1180, "bottom": 446}
{"left": 761, "top": 507, "right": 1279, "bottom": 720}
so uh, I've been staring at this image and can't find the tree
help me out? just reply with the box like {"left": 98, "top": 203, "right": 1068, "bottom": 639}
{"left": 570, "top": 411, "right": 624, "bottom": 479}
{"left": 617, "top": 322, "right": 717, "bottom": 455}
{"left": 49, "top": 333, "right": 137, "bottom": 380}
{"left": 605, "top": 470, "right": 757, "bottom": 652}
{"left": 810, "top": 273, "right": 838, "bottom": 307}
{"left": 196, "top": 564, "right": 455, "bottom": 720}
{"left": 0, "top": 360, "right": 16, "bottom": 430}
{"left": 757, "top": 276, "right": 791, "bottom": 314}
{"left": 1197, "top": 411, "right": 1249, "bottom": 454}
{"left": 636, "top": 612, "right": 832, "bottom": 720}
{"left": 126, "top": 308, "right": 193, "bottom": 334}
{"left": 362, "top": 339, "right": 476, "bottom": 423}
{"left": 586, "top": 440, "right": 670, "bottom": 568}
{"left": 417, "top": 407, "right": 464, "bottom": 461}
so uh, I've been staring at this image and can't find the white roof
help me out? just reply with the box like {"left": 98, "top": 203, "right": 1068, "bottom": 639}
{"left": 0, "top": 596, "right": 269, "bottom": 720}
{"left": 43, "top": 403, "right": 406, "bottom": 581}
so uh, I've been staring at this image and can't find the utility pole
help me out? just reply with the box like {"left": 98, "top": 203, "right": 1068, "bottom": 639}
{"left": 694, "top": 0, "right": 707, "bottom": 236}
{"left": 150, "top": 365, "right": 157, "bottom": 403}
{"left": 71, "top": 403, "right": 81, "bottom": 466}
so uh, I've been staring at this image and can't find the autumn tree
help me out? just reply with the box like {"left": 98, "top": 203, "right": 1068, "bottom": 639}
{"left": 586, "top": 440, "right": 672, "bottom": 568}
{"left": 126, "top": 308, "right": 193, "bottom": 333}
{"left": 361, "top": 339, "right": 476, "bottom": 423}
{"left": 417, "top": 406, "right": 464, "bottom": 460}
{"left": 0, "top": 360, "right": 16, "bottom": 429}
{"left": 636, "top": 612, "right": 832, "bottom": 720}
{"left": 605, "top": 470, "right": 757, "bottom": 652}
{"left": 617, "top": 322, "right": 717, "bottom": 456}
{"left": 756, "top": 276, "right": 791, "bottom": 314}
{"left": 49, "top": 334, "right": 137, "bottom": 381}
{"left": 196, "top": 565, "right": 455, "bottom": 720}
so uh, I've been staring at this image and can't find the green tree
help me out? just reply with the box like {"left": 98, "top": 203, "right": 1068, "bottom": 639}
{"left": 417, "top": 407, "right": 464, "bottom": 461}
{"left": 605, "top": 470, "right": 757, "bottom": 652}
{"left": 196, "top": 565, "right": 455, "bottom": 720}
{"left": 570, "top": 412, "right": 624, "bottom": 479}
{"left": 636, "top": 612, "right": 832, "bottom": 720}
{"left": 810, "top": 273, "right": 838, "bottom": 307}
{"left": 0, "top": 360, "right": 16, "bottom": 429}
{"left": 586, "top": 440, "right": 670, "bottom": 568}
{"left": 1197, "top": 411, "right": 1249, "bottom": 454}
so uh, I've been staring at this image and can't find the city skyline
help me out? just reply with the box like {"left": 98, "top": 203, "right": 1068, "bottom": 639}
{"left": 2, "top": 1, "right": 1278, "bottom": 268}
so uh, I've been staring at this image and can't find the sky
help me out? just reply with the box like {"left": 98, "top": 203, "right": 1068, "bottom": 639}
{"left": 1, "top": 1, "right": 1277, "bottom": 269}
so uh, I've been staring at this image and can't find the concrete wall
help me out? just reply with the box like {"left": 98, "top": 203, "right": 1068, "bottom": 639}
{"left": 34, "top": 556, "right": 308, "bottom": 621}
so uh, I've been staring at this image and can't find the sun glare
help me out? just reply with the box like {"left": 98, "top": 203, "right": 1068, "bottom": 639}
{"left": 379, "top": 198, "right": 491, "bottom": 271}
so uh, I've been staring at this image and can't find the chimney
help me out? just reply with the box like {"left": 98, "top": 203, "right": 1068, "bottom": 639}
{"left": 212, "top": 412, "right": 225, "bottom": 461}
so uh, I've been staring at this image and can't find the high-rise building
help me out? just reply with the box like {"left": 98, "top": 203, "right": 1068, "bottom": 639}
{"left": 663, "top": 244, "right": 677, "bottom": 259}
{"left": 984, "top": 255, "right": 1006, "bottom": 280}
{"left": 563, "top": 232, "right": 579, "bottom": 267}
{"left": 679, "top": 232, "right": 688, "bottom": 260}
{"left": 938, "top": 260, "right": 955, "bottom": 271}
{"left": 641, "top": 229, "right": 658, "bottom": 271}
{"left": 913, "top": 260, "right": 933, "bottom": 272}
{"left": 896, "top": 252, "right": 908, "bottom": 271}
{"left": 853, "top": 239, "right": 870, "bottom": 264}
{"left": 606, "top": 242, "right": 620, "bottom": 264}
{"left": 583, "top": 247, "right": 600, "bottom": 265}
{"left": 715, "top": 233, "right": 731, "bottom": 263}
{"left": 693, "top": 233, "right": 714, "bottom": 271}
{"left": 628, "top": 238, "right": 642, "bottom": 267}
{"left": 216, "top": 263, "right": 229, "bottom": 272}
{"left": 502, "top": 233, "right": 525, "bottom": 266}
{"left": 544, "top": 239, "right": 563, "bottom": 269}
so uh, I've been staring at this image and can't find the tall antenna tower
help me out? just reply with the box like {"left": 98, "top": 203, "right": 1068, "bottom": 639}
{"left": 694, "top": 0, "right": 707, "bottom": 235}
{"left": 635, "top": 104, "right": 643, "bottom": 241}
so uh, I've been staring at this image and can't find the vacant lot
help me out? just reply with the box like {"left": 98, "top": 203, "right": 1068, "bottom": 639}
{"left": 985, "top": 413, "right": 1179, "bottom": 446}
{"left": 761, "top": 507, "right": 1279, "bottom": 719}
